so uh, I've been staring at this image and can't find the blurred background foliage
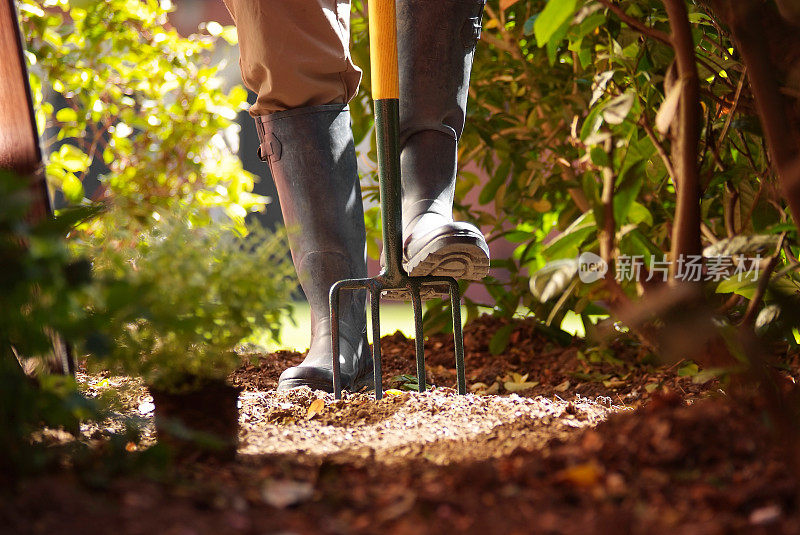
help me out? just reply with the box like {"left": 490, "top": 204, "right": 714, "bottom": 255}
{"left": 348, "top": 0, "right": 800, "bottom": 355}
{"left": 14, "top": 0, "right": 800, "bottom": 357}
{"left": 19, "top": 0, "right": 262, "bottom": 230}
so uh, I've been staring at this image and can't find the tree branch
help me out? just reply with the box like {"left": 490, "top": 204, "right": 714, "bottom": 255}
{"left": 597, "top": 0, "right": 673, "bottom": 47}
{"left": 640, "top": 113, "right": 676, "bottom": 179}
{"left": 727, "top": 0, "right": 800, "bottom": 228}
{"left": 664, "top": 0, "right": 703, "bottom": 280}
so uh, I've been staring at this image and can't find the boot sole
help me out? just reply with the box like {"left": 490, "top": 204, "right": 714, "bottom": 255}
{"left": 381, "top": 236, "right": 490, "bottom": 301}
{"left": 405, "top": 238, "right": 490, "bottom": 279}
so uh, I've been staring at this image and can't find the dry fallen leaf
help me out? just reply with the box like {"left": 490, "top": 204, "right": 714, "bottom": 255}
{"left": 500, "top": 0, "right": 520, "bottom": 10}
{"left": 554, "top": 380, "right": 571, "bottom": 392}
{"left": 602, "top": 378, "right": 625, "bottom": 389}
{"left": 486, "top": 382, "right": 501, "bottom": 395}
{"left": 558, "top": 462, "right": 603, "bottom": 488}
{"left": 504, "top": 381, "right": 540, "bottom": 392}
{"left": 306, "top": 398, "right": 325, "bottom": 419}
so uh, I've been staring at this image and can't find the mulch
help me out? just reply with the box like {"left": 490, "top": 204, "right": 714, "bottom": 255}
{"left": 232, "top": 314, "right": 716, "bottom": 403}
{"left": 4, "top": 314, "right": 800, "bottom": 534}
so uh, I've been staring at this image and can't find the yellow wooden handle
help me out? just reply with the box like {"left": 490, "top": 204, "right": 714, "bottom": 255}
{"left": 368, "top": 0, "right": 399, "bottom": 100}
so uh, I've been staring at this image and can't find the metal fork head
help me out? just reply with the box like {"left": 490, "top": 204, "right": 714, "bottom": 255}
{"left": 329, "top": 273, "right": 466, "bottom": 400}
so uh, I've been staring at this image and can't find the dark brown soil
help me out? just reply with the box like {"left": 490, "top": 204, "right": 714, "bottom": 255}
{"left": 4, "top": 315, "right": 800, "bottom": 535}
{"left": 233, "top": 315, "right": 716, "bottom": 404}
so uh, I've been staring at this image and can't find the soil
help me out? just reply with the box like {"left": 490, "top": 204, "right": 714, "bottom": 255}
{"left": 3, "top": 314, "right": 800, "bottom": 534}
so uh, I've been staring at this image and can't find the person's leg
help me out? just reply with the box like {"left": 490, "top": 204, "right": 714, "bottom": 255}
{"left": 396, "top": 0, "right": 490, "bottom": 280}
{"left": 224, "top": 0, "right": 371, "bottom": 392}
{"left": 222, "top": 0, "right": 361, "bottom": 114}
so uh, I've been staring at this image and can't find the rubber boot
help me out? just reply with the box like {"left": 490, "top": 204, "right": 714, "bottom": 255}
{"left": 255, "top": 104, "right": 373, "bottom": 393}
{"left": 396, "top": 0, "right": 490, "bottom": 280}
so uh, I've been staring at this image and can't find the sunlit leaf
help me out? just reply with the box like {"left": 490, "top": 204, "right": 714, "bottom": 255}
{"left": 533, "top": 0, "right": 578, "bottom": 48}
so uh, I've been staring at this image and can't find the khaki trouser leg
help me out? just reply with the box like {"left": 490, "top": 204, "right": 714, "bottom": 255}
{"left": 222, "top": 0, "right": 362, "bottom": 116}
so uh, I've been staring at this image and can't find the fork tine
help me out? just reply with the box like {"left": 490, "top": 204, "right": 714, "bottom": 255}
{"left": 449, "top": 279, "right": 466, "bottom": 395}
{"left": 411, "top": 282, "right": 426, "bottom": 393}
{"left": 370, "top": 288, "right": 383, "bottom": 400}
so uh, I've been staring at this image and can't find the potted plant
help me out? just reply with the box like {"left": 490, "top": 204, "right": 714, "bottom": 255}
{"left": 84, "top": 209, "right": 294, "bottom": 461}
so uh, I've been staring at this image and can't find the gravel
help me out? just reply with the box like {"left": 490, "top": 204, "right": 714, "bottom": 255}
{"left": 78, "top": 373, "right": 628, "bottom": 463}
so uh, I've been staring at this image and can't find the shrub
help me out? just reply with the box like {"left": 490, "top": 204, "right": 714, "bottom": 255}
{"left": 82, "top": 209, "right": 295, "bottom": 392}
{"left": 19, "top": 0, "right": 263, "bottom": 229}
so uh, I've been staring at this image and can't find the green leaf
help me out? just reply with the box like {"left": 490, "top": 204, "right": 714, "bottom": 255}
{"left": 523, "top": 15, "right": 537, "bottom": 36}
{"left": 590, "top": 146, "right": 609, "bottom": 167}
{"left": 546, "top": 18, "right": 571, "bottom": 64}
{"left": 715, "top": 274, "right": 758, "bottom": 298}
{"left": 627, "top": 202, "right": 653, "bottom": 226}
{"left": 533, "top": 322, "right": 574, "bottom": 346}
{"left": 56, "top": 144, "right": 91, "bottom": 174}
{"left": 580, "top": 105, "right": 604, "bottom": 142}
{"left": 543, "top": 212, "right": 596, "bottom": 260}
{"left": 613, "top": 160, "right": 645, "bottom": 224}
{"left": 479, "top": 160, "right": 510, "bottom": 205}
{"left": 489, "top": 324, "right": 514, "bottom": 355}
{"left": 61, "top": 173, "right": 84, "bottom": 203}
{"left": 534, "top": 0, "right": 578, "bottom": 48}
{"left": 677, "top": 361, "right": 699, "bottom": 377}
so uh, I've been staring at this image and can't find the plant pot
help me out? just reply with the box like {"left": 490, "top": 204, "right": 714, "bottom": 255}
{"left": 149, "top": 379, "right": 241, "bottom": 462}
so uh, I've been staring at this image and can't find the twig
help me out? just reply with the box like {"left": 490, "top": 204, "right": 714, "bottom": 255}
{"left": 724, "top": 183, "right": 738, "bottom": 237}
{"left": 741, "top": 232, "right": 787, "bottom": 327}
{"left": 701, "top": 222, "right": 719, "bottom": 243}
{"left": 597, "top": 0, "right": 673, "bottom": 47}
{"left": 714, "top": 66, "right": 748, "bottom": 169}
{"left": 640, "top": 114, "right": 676, "bottom": 179}
{"left": 695, "top": 55, "right": 737, "bottom": 90}
{"left": 600, "top": 161, "right": 616, "bottom": 264}
{"left": 716, "top": 293, "right": 742, "bottom": 314}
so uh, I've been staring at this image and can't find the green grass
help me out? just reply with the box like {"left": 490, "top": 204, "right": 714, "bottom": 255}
{"left": 253, "top": 302, "right": 467, "bottom": 352}
{"left": 252, "top": 302, "right": 599, "bottom": 352}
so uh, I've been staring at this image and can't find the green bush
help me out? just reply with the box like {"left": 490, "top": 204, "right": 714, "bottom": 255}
{"left": 350, "top": 1, "right": 798, "bottom": 349}
{"left": 82, "top": 210, "right": 295, "bottom": 392}
{"left": 19, "top": 0, "right": 263, "bottom": 229}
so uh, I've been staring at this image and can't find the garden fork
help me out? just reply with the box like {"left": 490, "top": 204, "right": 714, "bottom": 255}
{"left": 329, "top": 0, "right": 466, "bottom": 400}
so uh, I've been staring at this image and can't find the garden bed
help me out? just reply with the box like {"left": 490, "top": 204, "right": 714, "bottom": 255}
{"left": 4, "top": 315, "right": 800, "bottom": 534}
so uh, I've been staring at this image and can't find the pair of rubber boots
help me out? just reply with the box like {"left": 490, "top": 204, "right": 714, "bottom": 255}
{"left": 255, "top": 0, "right": 489, "bottom": 393}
